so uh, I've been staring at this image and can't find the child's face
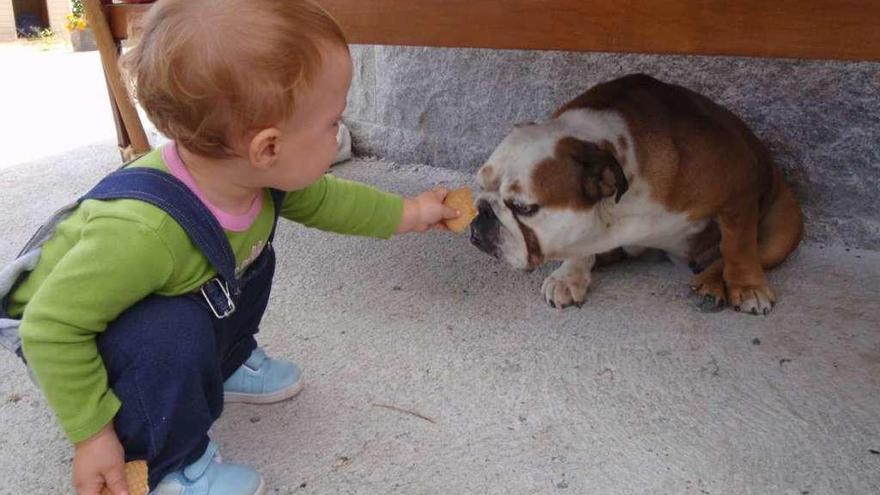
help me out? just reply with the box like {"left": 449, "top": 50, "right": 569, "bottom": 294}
{"left": 268, "top": 45, "right": 352, "bottom": 191}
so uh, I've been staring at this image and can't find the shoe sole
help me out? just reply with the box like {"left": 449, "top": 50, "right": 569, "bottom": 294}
{"left": 224, "top": 378, "right": 305, "bottom": 404}
{"left": 254, "top": 476, "right": 266, "bottom": 495}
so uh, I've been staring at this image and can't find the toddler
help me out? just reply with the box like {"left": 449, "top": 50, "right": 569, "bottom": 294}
{"left": 0, "top": 0, "right": 458, "bottom": 493}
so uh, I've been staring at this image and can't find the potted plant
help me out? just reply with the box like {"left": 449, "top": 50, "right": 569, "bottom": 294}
{"left": 66, "top": 0, "right": 97, "bottom": 52}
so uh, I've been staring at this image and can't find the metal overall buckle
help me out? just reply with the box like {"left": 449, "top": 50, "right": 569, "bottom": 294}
{"left": 200, "top": 278, "right": 236, "bottom": 319}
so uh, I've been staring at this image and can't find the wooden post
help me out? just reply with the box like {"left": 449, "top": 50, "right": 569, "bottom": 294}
{"left": 82, "top": 0, "right": 151, "bottom": 159}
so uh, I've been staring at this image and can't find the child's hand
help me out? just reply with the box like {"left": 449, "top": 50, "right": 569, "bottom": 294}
{"left": 398, "top": 188, "right": 460, "bottom": 233}
{"left": 73, "top": 422, "right": 130, "bottom": 495}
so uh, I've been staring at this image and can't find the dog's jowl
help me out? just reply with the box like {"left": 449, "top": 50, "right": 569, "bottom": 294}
{"left": 471, "top": 74, "right": 803, "bottom": 316}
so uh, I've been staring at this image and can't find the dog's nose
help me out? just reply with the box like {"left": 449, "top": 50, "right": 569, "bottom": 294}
{"left": 470, "top": 200, "right": 501, "bottom": 257}
{"left": 469, "top": 223, "right": 483, "bottom": 248}
{"left": 475, "top": 200, "right": 497, "bottom": 224}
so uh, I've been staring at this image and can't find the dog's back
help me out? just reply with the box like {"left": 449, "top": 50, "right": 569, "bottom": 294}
{"left": 557, "top": 74, "right": 803, "bottom": 272}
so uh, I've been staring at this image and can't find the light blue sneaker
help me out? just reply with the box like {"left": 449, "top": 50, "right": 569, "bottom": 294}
{"left": 152, "top": 441, "right": 264, "bottom": 495}
{"left": 223, "top": 347, "right": 304, "bottom": 404}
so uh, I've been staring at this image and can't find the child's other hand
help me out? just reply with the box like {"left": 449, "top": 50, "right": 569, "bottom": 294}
{"left": 73, "top": 422, "right": 130, "bottom": 495}
{"left": 398, "top": 188, "right": 460, "bottom": 233}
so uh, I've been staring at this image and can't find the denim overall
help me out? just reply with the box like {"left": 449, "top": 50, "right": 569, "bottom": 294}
{"left": 0, "top": 167, "right": 285, "bottom": 489}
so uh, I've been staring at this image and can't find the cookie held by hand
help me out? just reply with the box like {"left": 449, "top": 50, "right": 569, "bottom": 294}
{"left": 443, "top": 187, "right": 478, "bottom": 234}
{"left": 101, "top": 460, "right": 149, "bottom": 495}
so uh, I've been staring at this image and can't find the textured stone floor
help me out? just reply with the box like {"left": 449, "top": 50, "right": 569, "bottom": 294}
{"left": 1, "top": 147, "right": 878, "bottom": 494}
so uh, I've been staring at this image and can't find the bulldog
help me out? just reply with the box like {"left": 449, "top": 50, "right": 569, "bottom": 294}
{"left": 470, "top": 74, "right": 803, "bottom": 315}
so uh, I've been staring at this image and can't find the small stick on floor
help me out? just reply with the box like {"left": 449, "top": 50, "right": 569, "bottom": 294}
{"left": 371, "top": 403, "right": 436, "bottom": 424}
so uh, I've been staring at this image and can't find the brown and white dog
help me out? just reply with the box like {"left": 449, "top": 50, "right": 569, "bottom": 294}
{"left": 470, "top": 74, "right": 803, "bottom": 315}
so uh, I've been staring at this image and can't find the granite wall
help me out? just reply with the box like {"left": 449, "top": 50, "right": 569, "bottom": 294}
{"left": 345, "top": 46, "right": 880, "bottom": 250}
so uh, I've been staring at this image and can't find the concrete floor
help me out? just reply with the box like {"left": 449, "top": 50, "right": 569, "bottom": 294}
{"left": 0, "top": 142, "right": 879, "bottom": 494}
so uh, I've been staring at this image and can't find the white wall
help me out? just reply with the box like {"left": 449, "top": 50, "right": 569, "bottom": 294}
{"left": 0, "top": 0, "right": 17, "bottom": 42}
{"left": 46, "top": 0, "right": 69, "bottom": 39}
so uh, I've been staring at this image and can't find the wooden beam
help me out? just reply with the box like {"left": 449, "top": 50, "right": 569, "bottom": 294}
{"left": 106, "top": 1, "right": 880, "bottom": 61}
{"left": 321, "top": 0, "right": 880, "bottom": 61}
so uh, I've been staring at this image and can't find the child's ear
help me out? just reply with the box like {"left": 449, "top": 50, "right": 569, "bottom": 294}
{"left": 248, "top": 128, "right": 283, "bottom": 170}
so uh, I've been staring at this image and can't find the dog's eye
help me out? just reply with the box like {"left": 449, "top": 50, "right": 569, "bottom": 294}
{"left": 506, "top": 201, "right": 540, "bottom": 217}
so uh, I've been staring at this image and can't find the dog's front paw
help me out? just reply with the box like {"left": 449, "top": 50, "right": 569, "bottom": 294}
{"left": 541, "top": 261, "right": 593, "bottom": 309}
{"left": 728, "top": 283, "right": 776, "bottom": 316}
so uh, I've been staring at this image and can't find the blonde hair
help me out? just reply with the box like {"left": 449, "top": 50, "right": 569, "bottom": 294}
{"left": 121, "top": 0, "right": 348, "bottom": 158}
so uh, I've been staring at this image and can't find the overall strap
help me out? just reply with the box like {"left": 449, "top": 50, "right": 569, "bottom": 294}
{"left": 267, "top": 189, "right": 286, "bottom": 242}
{"left": 80, "top": 168, "right": 286, "bottom": 319}
{"left": 81, "top": 168, "right": 239, "bottom": 290}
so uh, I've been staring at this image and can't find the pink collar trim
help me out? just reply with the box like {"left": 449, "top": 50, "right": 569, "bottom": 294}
{"left": 162, "top": 142, "right": 263, "bottom": 232}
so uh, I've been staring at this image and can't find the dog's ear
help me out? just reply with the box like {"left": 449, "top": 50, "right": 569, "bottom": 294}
{"left": 557, "top": 137, "right": 628, "bottom": 203}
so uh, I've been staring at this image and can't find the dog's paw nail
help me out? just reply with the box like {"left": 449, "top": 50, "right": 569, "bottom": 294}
{"left": 751, "top": 308, "right": 759, "bottom": 315}
{"left": 548, "top": 301, "right": 556, "bottom": 309}
{"left": 763, "top": 308, "right": 770, "bottom": 316}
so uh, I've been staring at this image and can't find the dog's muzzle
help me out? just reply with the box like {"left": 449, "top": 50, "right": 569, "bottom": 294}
{"left": 470, "top": 200, "right": 501, "bottom": 258}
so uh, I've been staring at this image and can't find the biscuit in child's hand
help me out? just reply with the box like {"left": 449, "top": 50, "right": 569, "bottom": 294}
{"left": 443, "top": 187, "right": 478, "bottom": 234}
{"left": 101, "top": 460, "right": 148, "bottom": 495}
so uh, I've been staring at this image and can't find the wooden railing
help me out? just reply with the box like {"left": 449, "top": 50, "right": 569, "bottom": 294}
{"left": 108, "top": 1, "right": 880, "bottom": 61}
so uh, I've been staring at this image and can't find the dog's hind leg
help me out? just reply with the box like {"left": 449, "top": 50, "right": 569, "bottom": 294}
{"left": 689, "top": 179, "right": 800, "bottom": 315}
{"left": 758, "top": 179, "right": 803, "bottom": 270}
{"left": 718, "top": 199, "right": 776, "bottom": 315}
{"left": 690, "top": 259, "right": 726, "bottom": 312}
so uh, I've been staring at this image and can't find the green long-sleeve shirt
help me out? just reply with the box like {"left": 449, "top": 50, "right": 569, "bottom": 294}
{"left": 11, "top": 148, "right": 403, "bottom": 443}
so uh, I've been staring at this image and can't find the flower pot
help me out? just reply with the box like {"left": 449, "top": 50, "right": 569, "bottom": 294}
{"left": 70, "top": 28, "right": 97, "bottom": 52}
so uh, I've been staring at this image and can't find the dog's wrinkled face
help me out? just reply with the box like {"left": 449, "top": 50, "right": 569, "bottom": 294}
{"left": 470, "top": 121, "right": 628, "bottom": 270}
